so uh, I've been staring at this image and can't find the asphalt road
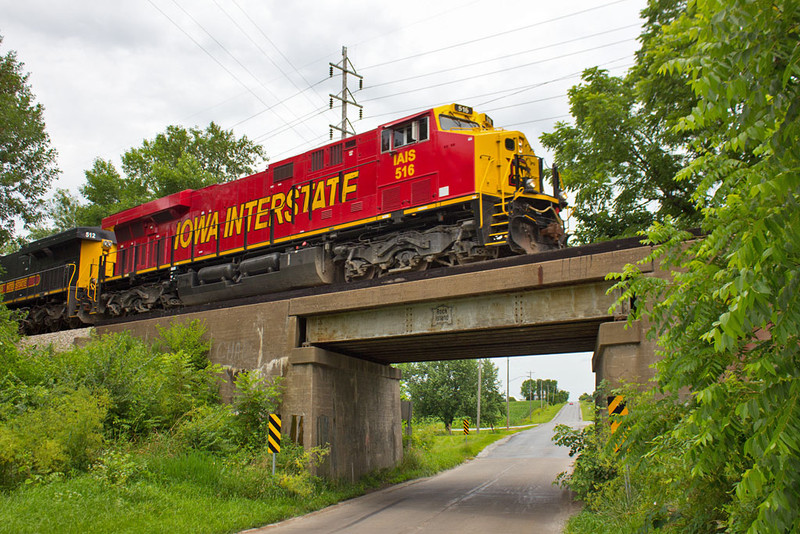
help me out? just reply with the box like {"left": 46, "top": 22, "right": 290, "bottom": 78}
{"left": 247, "top": 403, "right": 586, "bottom": 534}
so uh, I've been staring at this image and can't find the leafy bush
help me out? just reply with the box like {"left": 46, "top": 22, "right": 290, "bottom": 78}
{"left": 553, "top": 423, "right": 617, "bottom": 504}
{"left": 272, "top": 441, "right": 330, "bottom": 498}
{"left": 0, "top": 318, "right": 229, "bottom": 487}
{"left": 35, "top": 327, "right": 221, "bottom": 438}
{"left": 173, "top": 404, "right": 237, "bottom": 453}
{"left": 0, "top": 312, "right": 295, "bottom": 502}
{"left": 90, "top": 449, "right": 145, "bottom": 486}
{"left": 0, "top": 388, "right": 107, "bottom": 487}
{"left": 557, "top": 386, "right": 737, "bottom": 533}
{"left": 274, "top": 441, "right": 329, "bottom": 475}
{"left": 154, "top": 319, "right": 212, "bottom": 370}
{"left": 231, "top": 371, "right": 283, "bottom": 449}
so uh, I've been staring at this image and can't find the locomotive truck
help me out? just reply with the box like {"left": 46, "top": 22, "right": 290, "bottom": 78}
{"left": 1, "top": 104, "right": 567, "bottom": 333}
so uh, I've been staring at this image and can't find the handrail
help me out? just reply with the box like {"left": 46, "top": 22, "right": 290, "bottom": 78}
{"left": 0, "top": 263, "right": 74, "bottom": 301}
{"left": 68, "top": 263, "right": 79, "bottom": 304}
{"left": 498, "top": 157, "right": 516, "bottom": 216}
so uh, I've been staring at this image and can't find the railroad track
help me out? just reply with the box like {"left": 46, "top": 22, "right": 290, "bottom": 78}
{"left": 97, "top": 235, "right": 648, "bottom": 329}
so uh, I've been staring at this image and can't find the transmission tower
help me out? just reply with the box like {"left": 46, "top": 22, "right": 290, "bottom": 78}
{"left": 329, "top": 46, "right": 363, "bottom": 139}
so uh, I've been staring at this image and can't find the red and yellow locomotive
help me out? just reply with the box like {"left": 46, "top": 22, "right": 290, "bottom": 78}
{"left": 99, "top": 104, "right": 566, "bottom": 314}
{"left": 1, "top": 104, "right": 566, "bottom": 329}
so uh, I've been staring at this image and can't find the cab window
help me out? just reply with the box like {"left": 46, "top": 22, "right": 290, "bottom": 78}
{"left": 439, "top": 115, "right": 481, "bottom": 131}
{"left": 381, "top": 116, "right": 429, "bottom": 152}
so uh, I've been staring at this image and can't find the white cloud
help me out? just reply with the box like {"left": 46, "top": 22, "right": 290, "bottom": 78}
{"left": 1, "top": 0, "right": 645, "bottom": 192}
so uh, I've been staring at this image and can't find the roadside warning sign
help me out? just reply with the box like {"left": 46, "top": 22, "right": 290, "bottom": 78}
{"left": 268, "top": 413, "right": 281, "bottom": 453}
{"left": 607, "top": 396, "right": 628, "bottom": 434}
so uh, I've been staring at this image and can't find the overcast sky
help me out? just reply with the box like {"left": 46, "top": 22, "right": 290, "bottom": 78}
{"left": 2, "top": 0, "right": 647, "bottom": 399}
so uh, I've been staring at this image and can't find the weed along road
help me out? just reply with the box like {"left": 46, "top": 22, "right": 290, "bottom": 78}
{"left": 249, "top": 403, "right": 585, "bottom": 533}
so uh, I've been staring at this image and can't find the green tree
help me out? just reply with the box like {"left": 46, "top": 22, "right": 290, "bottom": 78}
{"left": 48, "top": 123, "right": 266, "bottom": 228}
{"left": 0, "top": 36, "right": 59, "bottom": 245}
{"left": 607, "top": 0, "right": 800, "bottom": 531}
{"left": 401, "top": 359, "right": 505, "bottom": 432}
{"left": 520, "top": 378, "right": 537, "bottom": 401}
{"left": 463, "top": 360, "right": 506, "bottom": 428}
{"left": 540, "top": 0, "right": 701, "bottom": 244}
{"left": 121, "top": 122, "right": 266, "bottom": 199}
{"left": 77, "top": 158, "right": 141, "bottom": 227}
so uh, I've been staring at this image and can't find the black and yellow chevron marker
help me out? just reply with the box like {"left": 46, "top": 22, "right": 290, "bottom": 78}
{"left": 463, "top": 418, "right": 470, "bottom": 435}
{"left": 268, "top": 413, "right": 281, "bottom": 453}
{"left": 607, "top": 395, "right": 628, "bottom": 434}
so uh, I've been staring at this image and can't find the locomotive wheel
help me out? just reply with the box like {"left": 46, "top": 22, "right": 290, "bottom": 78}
{"left": 343, "top": 258, "right": 376, "bottom": 283}
{"left": 454, "top": 244, "right": 498, "bottom": 265}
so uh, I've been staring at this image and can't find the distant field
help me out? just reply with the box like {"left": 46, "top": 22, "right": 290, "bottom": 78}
{"left": 506, "top": 399, "right": 562, "bottom": 426}
{"left": 431, "top": 400, "right": 565, "bottom": 432}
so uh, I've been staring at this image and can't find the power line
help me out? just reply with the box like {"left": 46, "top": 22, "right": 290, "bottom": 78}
{"left": 228, "top": 0, "right": 328, "bottom": 107}
{"left": 148, "top": 0, "right": 316, "bottom": 143}
{"left": 367, "top": 23, "right": 641, "bottom": 89}
{"left": 358, "top": 60, "right": 631, "bottom": 124}
{"left": 253, "top": 105, "right": 330, "bottom": 143}
{"left": 361, "top": 48, "right": 633, "bottom": 104}
{"left": 352, "top": 0, "right": 484, "bottom": 49}
{"left": 229, "top": 77, "right": 330, "bottom": 128}
{"left": 504, "top": 114, "right": 572, "bottom": 128}
{"left": 483, "top": 93, "right": 567, "bottom": 113}
{"left": 268, "top": 133, "right": 330, "bottom": 161}
{"left": 165, "top": 0, "right": 317, "bottom": 142}
{"left": 210, "top": 0, "right": 329, "bottom": 136}
{"left": 206, "top": 3, "right": 639, "bottom": 147}
{"left": 476, "top": 58, "right": 633, "bottom": 106}
{"left": 360, "top": 0, "right": 636, "bottom": 70}
{"left": 180, "top": 89, "right": 250, "bottom": 123}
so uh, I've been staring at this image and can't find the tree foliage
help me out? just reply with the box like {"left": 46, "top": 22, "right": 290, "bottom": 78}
{"left": 594, "top": 0, "right": 800, "bottom": 532}
{"left": 0, "top": 36, "right": 59, "bottom": 246}
{"left": 48, "top": 123, "right": 266, "bottom": 229}
{"left": 520, "top": 377, "right": 568, "bottom": 403}
{"left": 540, "top": 0, "right": 701, "bottom": 244}
{"left": 401, "top": 359, "right": 505, "bottom": 431}
{"left": 122, "top": 122, "right": 265, "bottom": 197}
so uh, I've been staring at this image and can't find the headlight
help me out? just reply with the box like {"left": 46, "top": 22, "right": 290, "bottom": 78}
{"left": 524, "top": 178, "right": 538, "bottom": 193}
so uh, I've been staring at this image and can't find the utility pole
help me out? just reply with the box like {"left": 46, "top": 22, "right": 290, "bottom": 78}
{"left": 506, "top": 357, "right": 510, "bottom": 430}
{"left": 477, "top": 360, "right": 482, "bottom": 434}
{"left": 529, "top": 371, "right": 533, "bottom": 421}
{"left": 329, "top": 46, "right": 363, "bottom": 139}
{"left": 540, "top": 379, "right": 543, "bottom": 410}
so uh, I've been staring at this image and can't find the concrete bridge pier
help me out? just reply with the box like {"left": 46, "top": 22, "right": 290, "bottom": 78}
{"left": 592, "top": 319, "right": 658, "bottom": 390}
{"left": 282, "top": 344, "right": 402, "bottom": 480}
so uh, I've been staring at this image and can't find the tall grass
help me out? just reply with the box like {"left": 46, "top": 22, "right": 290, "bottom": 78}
{"left": 0, "top": 427, "right": 516, "bottom": 534}
{"left": 579, "top": 400, "right": 596, "bottom": 422}
{"left": 474, "top": 399, "right": 565, "bottom": 428}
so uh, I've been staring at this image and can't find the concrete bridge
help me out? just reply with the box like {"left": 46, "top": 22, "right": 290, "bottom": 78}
{"left": 38, "top": 240, "right": 661, "bottom": 479}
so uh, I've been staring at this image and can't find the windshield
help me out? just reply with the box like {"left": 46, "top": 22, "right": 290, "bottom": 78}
{"left": 439, "top": 115, "right": 481, "bottom": 131}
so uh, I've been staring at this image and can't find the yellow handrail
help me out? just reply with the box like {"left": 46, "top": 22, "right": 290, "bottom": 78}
{"left": 68, "top": 263, "right": 79, "bottom": 304}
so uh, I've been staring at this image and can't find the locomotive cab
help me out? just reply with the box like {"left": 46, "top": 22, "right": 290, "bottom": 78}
{"left": 0, "top": 228, "right": 116, "bottom": 333}
{"left": 431, "top": 103, "right": 566, "bottom": 253}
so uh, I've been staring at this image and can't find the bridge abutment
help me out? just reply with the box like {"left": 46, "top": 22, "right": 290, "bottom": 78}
{"left": 592, "top": 319, "right": 658, "bottom": 389}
